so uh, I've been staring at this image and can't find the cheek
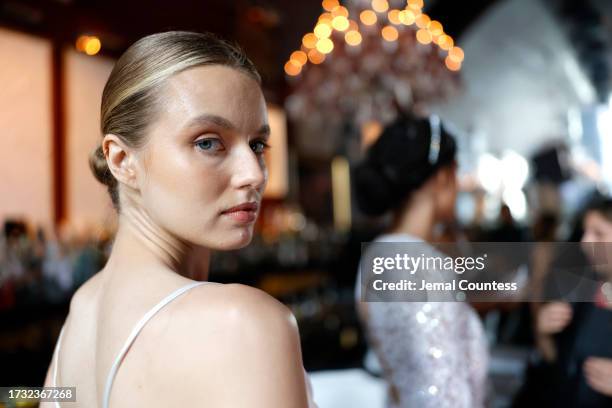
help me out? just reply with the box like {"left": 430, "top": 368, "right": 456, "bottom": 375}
{"left": 141, "top": 148, "right": 226, "bottom": 230}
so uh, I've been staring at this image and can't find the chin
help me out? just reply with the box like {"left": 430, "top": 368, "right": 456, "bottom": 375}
{"left": 215, "top": 229, "right": 254, "bottom": 251}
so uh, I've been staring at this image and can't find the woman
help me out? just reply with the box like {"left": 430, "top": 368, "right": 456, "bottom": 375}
{"left": 523, "top": 197, "right": 612, "bottom": 406}
{"left": 42, "top": 31, "right": 315, "bottom": 407}
{"left": 353, "top": 114, "right": 488, "bottom": 407}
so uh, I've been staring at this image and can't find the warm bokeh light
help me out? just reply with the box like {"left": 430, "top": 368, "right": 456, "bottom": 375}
{"left": 287, "top": 0, "right": 460, "bottom": 74}
{"left": 316, "top": 37, "right": 334, "bottom": 54}
{"left": 322, "top": 0, "right": 339, "bottom": 12}
{"left": 75, "top": 35, "right": 88, "bottom": 52}
{"left": 407, "top": 0, "right": 423, "bottom": 11}
{"left": 331, "top": 5, "right": 349, "bottom": 18}
{"left": 416, "top": 28, "right": 432, "bottom": 44}
{"left": 415, "top": 13, "right": 430, "bottom": 29}
{"left": 308, "top": 49, "right": 326, "bottom": 64}
{"left": 331, "top": 156, "right": 352, "bottom": 232}
{"left": 345, "top": 30, "right": 362, "bottom": 46}
{"left": 284, "top": 60, "right": 302, "bottom": 76}
{"left": 302, "top": 33, "right": 318, "bottom": 48}
{"left": 381, "top": 25, "right": 399, "bottom": 42}
{"left": 371, "top": 0, "right": 389, "bottom": 13}
{"left": 361, "top": 120, "right": 383, "bottom": 149}
{"left": 438, "top": 34, "right": 454, "bottom": 50}
{"left": 428, "top": 20, "right": 443, "bottom": 36}
{"left": 360, "top": 10, "right": 377, "bottom": 25}
{"left": 83, "top": 36, "right": 101, "bottom": 56}
{"left": 332, "top": 15, "right": 350, "bottom": 31}
{"left": 332, "top": 6, "right": 348, "bottom": 18}
{"left": 387, "top": 9, "right": 401, "bottom": 25}
{"left": 435, "top": 34, "right": 447, "bottom": 45}
{"left": 314, "top": 23, "right": 332, "bottom": 38}
{"left": 445, "top": 56, "right": 461, "bottom": 71}
{"left": 290, "top": 50, "right": 308, "bottom": 66}
{"left": 449, "top": 46, "right": 465, "bottom": 62}
{"left": 318, "top": 12, "right": 333, "bottom": 23}
{"left": 398, "top": 9, "right": 416, "bottom": 25}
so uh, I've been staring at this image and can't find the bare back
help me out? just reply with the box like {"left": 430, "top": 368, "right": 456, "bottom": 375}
{"left": 42, "top": 268, "right": 311, "bottom": 408}
{"left": 42, "top": 270, "right": 210, "bottom": 407}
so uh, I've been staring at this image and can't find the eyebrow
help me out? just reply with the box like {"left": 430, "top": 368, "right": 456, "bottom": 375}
{"left": 187, "top": 114, "right": 270, "bottom": 139}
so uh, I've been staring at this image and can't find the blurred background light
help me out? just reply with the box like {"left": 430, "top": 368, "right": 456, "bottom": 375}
{"left": 344, "top": 30, "right": 362, "bottom": 46}
{"left": 381, "top": 25, "right": 398, "bottom": 42}
{"left": 359, "top": 10, "right": 377, "bottom": 25}
{"left": 76, "top": 35, "right": 101, "bottom": 56}
{"left": 501, "top": 150, "right": 530, "bottom": 190}
{"left": 371, "top": 0, "right": 389, "bottom": 13}
{"left": 316, "top": 37, "right": 334, "bottom": 54}
{"left": 478, "top": 153, "right": 502, "bottom": 193}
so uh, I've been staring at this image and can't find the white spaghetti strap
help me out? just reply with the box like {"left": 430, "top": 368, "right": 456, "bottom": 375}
{"left": 52, "top": 324, "right": 66, "bottom": 408}
{"left": 102, "top": 281, "right": 208, "bottom": 408}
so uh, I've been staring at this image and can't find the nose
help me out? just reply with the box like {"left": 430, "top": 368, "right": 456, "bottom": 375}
{"left": 230, "top": 144, "right": 267, "bottom": 192}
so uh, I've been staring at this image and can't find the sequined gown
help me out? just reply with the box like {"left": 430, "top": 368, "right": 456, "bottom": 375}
{"left": 356, "top": 233, "right": 489, "bottom": 408}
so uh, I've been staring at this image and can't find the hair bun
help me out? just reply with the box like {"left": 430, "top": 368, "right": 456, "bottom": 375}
{"left": 353, "top": 161, "right": 398, "bottom": 216}
{"left": 88, "top": 145, "right": 114, "bottom": 187}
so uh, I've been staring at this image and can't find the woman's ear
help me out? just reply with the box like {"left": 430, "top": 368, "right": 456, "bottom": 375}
{"left": 102, "top": 134, "right": 138, "bottom": 189}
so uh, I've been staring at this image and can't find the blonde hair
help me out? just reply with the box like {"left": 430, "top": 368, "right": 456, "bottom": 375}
{"left": 89, "top": 31, "right": 261, "bottom": 210}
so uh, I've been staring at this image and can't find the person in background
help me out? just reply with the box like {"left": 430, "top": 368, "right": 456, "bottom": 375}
{"left": 353, "top": 114, "right": 488, "bottom": 408}
{"left": 487, "top": 204, "right": 527, "bottom": 242}
{"left": 515, "top": 196, "right": 612, "bottom": 407}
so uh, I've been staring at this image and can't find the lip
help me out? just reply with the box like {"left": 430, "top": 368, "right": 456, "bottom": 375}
{"left": 221, "top": 202, "right": 259, "bottom": 214}
{"left": 221, "top": 201, "right": 258, "bottom": 224}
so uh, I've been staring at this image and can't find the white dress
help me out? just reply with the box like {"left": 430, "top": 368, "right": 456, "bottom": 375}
{"left": 356, "top": 233, "right": 489, "bottom": 408}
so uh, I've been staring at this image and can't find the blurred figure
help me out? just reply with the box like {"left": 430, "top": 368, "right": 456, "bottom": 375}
{"left": 489, "top": 211, "right": 560, "bottom": 347}
{"left": 353, "top": 114, "right": 488, "bottom": 408}
{"left": 487, "top": 204, "right": 527, "bottom": 242}
{"left": 1, "top": 219, "right": 47, "bottom": 305}
{"left": 529, "top": 212, "right": 560, "bottom": 314}
{"left": 514, "top": 196, "right": 612, "bottom": 407}
{"left": 1, "top": 220, "right": 28, "bottom": 285}
{"left": 41, "top": 224, "right": 75, "bottom": 303}
{"left": 0, "top": 220, "right": 27, "bottom": 310}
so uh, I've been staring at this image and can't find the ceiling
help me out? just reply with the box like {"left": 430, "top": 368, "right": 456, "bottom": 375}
{"left": 1, "top": 0, "right": 611, "bottom": 103}
{"left": 434, "top": 0, "right": 598, "bottom": 159}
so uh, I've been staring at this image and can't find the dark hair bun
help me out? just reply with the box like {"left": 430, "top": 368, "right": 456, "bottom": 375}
{"left": 89, "top": 145, "right": 112, "bottom": 186}
{"left": 353, "top": 114, "right": 456, "bottom": 216}
{"left": 89, "top": 145, "right": 119, "bottom": 208}
{"left": 353, "top": 163, "right": 398, "bottom": 216}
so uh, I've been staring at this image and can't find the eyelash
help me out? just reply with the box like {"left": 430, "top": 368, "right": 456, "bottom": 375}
{"left": 251, "top": 140, "right": 271, "bottom": 154}
{"left": 194, "top": 138, "right": 223, "bottom": 152}
{"left": 194, "top": 138, "right": 271, "bottom": 155}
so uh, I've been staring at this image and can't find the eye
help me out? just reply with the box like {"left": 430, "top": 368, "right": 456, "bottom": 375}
{"left": 250, "top": 139, "right": 271, "bottom": 154}
{"left": 195, "top": 138, "right": 224, "bottom": 152}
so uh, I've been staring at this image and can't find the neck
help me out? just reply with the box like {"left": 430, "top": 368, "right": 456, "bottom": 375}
{"left": 387, "top": 191, "right": 436, "bottom": 242}
{"left": 102, "top": 205, "right": 209, "bottom": 281}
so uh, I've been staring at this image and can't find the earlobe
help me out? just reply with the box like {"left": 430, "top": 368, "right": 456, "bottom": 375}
{"left": 102, "top": 134, "right": 138, "bottom": 188}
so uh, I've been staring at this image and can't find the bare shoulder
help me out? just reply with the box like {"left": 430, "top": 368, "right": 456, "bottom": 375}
{"left": 177, "top": 282, "right": 299, "bottom": 340}
{"left": 163, "top": 283, "right": 308, "bottom": 407}
{"left": 67, "top": 270, "right": 104, "bottom": 314}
